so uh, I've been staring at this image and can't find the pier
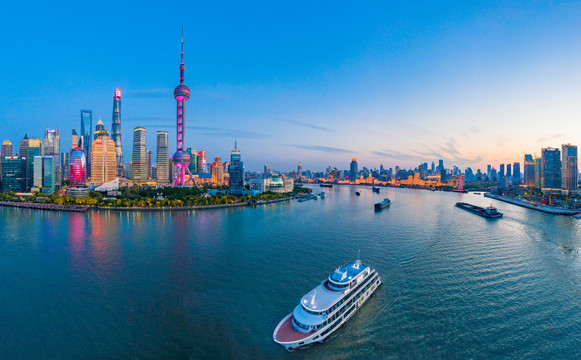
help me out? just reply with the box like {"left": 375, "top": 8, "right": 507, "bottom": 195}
{"left": 0, "top": 201, "right": 89, "bottom": 212}
{"left": 484, "top": 193, "right": 580, "bottom": 215}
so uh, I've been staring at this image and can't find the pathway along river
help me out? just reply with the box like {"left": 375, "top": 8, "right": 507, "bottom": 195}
{"left": 1, "top": 186, "right": 580, "bottom": 359}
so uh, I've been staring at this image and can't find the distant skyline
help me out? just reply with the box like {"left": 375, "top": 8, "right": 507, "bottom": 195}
{"left": 1, "top": 1, "right": 581, "bottom": 171}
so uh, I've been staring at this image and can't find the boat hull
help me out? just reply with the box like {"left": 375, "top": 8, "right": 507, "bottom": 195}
{"left": 456, "top": 202, "right": 503, "bottom": 218}
{"left": 273, "top": 276, "right": 382, "bottom": 351}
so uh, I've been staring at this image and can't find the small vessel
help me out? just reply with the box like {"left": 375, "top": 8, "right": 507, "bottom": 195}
{"left": 456, "top": 202, "right": 503, "bottom": 218}
{"left": 573, "top": 213, "right": 581, "bottom": 219}
{"left": 372, "top": 187, "right": 380, "bottom": 193}
{"left": 374, "top": 198, "right": 391, "bottom": 211}
{"left": 320, "top": 184, "right": 333, "bottom": 188}
{"left": 473, "top": 192, "right": 481, "bottom": 195}
{"left": 273, "top": 255, "right": 381, "bottom": 351}
{"left": 318, "top": 192, "right": 326, "bottom": 199}
{"left": 355, "top": 191, "right": 361, "bottom": 196}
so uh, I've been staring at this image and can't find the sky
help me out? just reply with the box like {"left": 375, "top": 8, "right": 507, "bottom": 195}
{"left": 1, "top": 1, "right": 581, "bottom": 172}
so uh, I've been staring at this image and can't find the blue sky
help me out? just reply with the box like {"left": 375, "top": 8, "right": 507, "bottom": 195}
{"left": 1, "top": 1, "right": 581, "bottom": 172}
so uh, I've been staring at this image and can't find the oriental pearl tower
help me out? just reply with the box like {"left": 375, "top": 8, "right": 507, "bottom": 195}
{"left": 172, "top": 28, "right": 196, "bottom": 187}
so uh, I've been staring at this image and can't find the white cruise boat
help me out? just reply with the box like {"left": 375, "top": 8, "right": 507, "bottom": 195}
{"left": 273, "top": 256, "right": 381, "bottom": 351}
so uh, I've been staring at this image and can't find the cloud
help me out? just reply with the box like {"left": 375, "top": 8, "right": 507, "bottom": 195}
{"left": 537, "top": 133, "right": 564, "bottom": 143}
{"left": 276, "top": 118, "right": 333, "bottom": 132}
{"left": 290, "top": 145, "right": 354, "bottom": 154}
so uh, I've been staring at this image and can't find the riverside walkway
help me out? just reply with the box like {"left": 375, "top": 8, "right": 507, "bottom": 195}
{"left": 0, "top": 201, "right": 89, "bottom": 212}
{"left": 484, "top": 193, "right": 580, "bottom": 215}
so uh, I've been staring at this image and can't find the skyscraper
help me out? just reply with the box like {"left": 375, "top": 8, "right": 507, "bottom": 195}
{"left": 93, "top": 118, "right": 105, "bottom": 140}
{"left": 132, "top": 127, "right": 147, "bottom": 181}
{"left": 228, "top": 142, "right": 244, "bottom": 194}
{"left": 43, "top": 128, "right": 61, "bottom": 186}
{"left": 541, "top": 147, "right": 561, "bottom": 189}
{"left": 71, "top": 129, "right": 79, "bottom": 150}
{"left": 33, "top": 155, "right": 54, "bottom": 193}
{"left": 69, "top": 148, "right": 87, "bottom": 187}
{"left": 26, "top": 138, "right": 42, "bottom": 190}
{"left": 172, "top": 29, "right": 195, "bottom": 186}
{"left": 61, "top": 152, "right": 69, "bottom": 181}
{"left": 156, "top": 131, "right": 170, "bottom": 184}
{"left": 90, "top": 129, "right": 117, "bottom": 186}
{"left": 506, "top": 163, "right": 512, "bottom": 178}
{"left": 297, "top": 163, "right": 302, "bottom": 180}
{"left": 197, "top": 151, "right": 206, "bottom": 173}
{"left": 533, "top": 156, "right": 541, "bottom": 188}
{"left": 1, "top": 156, "right": 26, "bottom": 192}
{"left": 147, "top": 150, "right": 153, "bottom": 180}
{"left": 349, "top": 158, "right": 358, "bottom": 181}
{"left": 438, "top": 159, "right": 444, "bottom": 172}
{"left": 512, "top": 162, "right": 520, "bottom": 184}
{"left": 0, "top": 141, "right": 13, "bottom": 182}
{"left": 499, "top": 164, "right": 505, "bottom": 179}
{"left": 523, "top": 155, "right": 534, "bottom": 187}
{"left": 186, "top": 148, "right": 197, "bottom": 173}
{"left": 80, "top": 109, "right": 92, "bottom": 177}
{"left": 111, "top": 88, "right": 124, "bottom": 176}
{"left": 1, "top": 141, "right": 13, "bottom": 157}
{"left": 561, "top": 144, "right": 578, "bottom": 192}
{"left": 264, "top": 164, "right": 271, "bottom": 179}
{"left": 211, "top": 156, "right": 224, "bottom": 186}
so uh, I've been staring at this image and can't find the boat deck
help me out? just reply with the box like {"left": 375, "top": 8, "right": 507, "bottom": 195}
{"left": 275, "top": 316, "right": 314, "bottom": 342}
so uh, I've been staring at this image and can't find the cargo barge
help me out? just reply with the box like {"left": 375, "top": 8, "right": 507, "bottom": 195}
{"left": 374, "top": 199, "right": 391, "bottom": 211}
{"left": 455, "top": 202, "right": 502, "bottom": 218}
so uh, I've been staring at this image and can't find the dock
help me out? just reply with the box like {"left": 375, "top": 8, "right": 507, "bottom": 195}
{"left": 483, "top": 193, "right": 580, "bottom": 215}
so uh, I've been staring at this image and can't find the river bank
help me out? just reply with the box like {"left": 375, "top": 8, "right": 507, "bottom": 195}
{"left": 0, "top": 201, "right": 89, "bottom": 212}
{"left": 484, "top": 193, "right": 580, "bottom": 215}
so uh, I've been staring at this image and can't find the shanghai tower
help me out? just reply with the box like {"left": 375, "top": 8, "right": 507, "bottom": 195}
{"left": 111, "top": 88, "right": 123, "bottom": 176}
{"left": 172, "top": 29, "right": 196, "bottom": 187}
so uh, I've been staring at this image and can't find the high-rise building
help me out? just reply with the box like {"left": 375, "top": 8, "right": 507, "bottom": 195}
{"left": 90, "top": 129, "right": 117, "bottom": 186}
{"left": 33, "top": 155, "right": 54, "bottom": 194}
{"left": 541, "top": 147, "right": 561, "bottom": 189}
{"left": 506, "top": 164, "right": 512, "bottom": 178}
{"left": 26, "top": 138, "right": 42, "bottom": 190}
{"left": 533, "top": 156, "right": 542, "bottom": 188}
{"left": 228, "top": 142, "right": 244, "bottom": 194}
{"left": 263, "top": 164, "right": 271, "bottom": 179}
{"left": 124, "top": 162, "right": 132, "bottom": 179}
{"left": 156, "top": 131, "right": 170, "bottom": 184}
{"left": 93, "top": 118, "right": 105, "bottom": 140}
{"left": 111, "top": 88, "right": 124, "bottom": 176}
{"left": 349, "top": 158, "right": 358, "bottom": 181}
{"left": 171, "top": 30, "right": 194, "bottom": 186}
{"left": 561, "top": 144, "right": 578, "bottom": 192}
{"left": 438, "top": 159, "right": 444, "bottom": 172}
{"left": 1, "top": 156, "right": 26, "bottom": 192}
{"left": 80, "top": 109, "right": 93, "bottom": 177}
{"left": 147, "top": 150, "right": 153, "bottom": 179}
{"left": 512, "top": 162, "right": 520, "bottom": 185}
{"left": 186, "top": 148, "right": 197, "bottom": 173}
{"left": 132, "top": 127, "right": 147, "bottom": 181}
{"left": 0, "top": 141, "right": 13, "bottom": 181}
{"left": 487, "top": 165, "right": 491, "bottom": 179}
{"left": 1, "top": 141, "right": 13, "bottom": 157}
{"left": 524, "top": 154, "right": 534, "bottom": 187}
{"left": 197, "top": 151, "right": 206, "bottom": 173}
{"left": 69, "top": 148, "right": 87, "bottom": 187}
{"left": 499, "top": 164, "right": 505, "bottom": 179}
{"left": 61, "top": 152, "right": 69, "bottom": 181}
{"left": 71, "top": 129, "right": 79, "bottom": 150}
{"left": 297, "top": 163, "right": 302, "bottom": 180}
{"left": 43, "top": 128, "right": 61, "bottom": 186}
{"left": 431, "top": 162, "right": 435, "bottom": 173}
{"left": 211, "top": 156, "right": 224, "bottom": 186}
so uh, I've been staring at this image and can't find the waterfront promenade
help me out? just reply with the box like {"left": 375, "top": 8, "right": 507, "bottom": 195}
{"left": 484, "top": 193, "right": 580, "bottom": 215}
{"left": 0, "top": 201, "right": 89, "bottom": 212}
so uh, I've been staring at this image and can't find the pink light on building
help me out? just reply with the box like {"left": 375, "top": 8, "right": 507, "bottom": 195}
{"left": 69, "top": 147, "right": 87, "bottom": 187}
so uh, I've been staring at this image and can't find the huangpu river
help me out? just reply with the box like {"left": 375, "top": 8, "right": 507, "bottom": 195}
{"left": 1, "top": 186, "right": 581, "bottom": 359}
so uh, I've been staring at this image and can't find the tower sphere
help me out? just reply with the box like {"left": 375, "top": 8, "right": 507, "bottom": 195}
{"left": 172, "top": 150, "right": 191, "bottom": 165}
{"left": 174, "top": 84, "right": 190, "bottom": 100}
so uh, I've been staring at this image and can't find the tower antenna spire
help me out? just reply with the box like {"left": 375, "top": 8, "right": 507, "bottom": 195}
{"left": 179, "top": 25, "right": 185, "bottom": 85}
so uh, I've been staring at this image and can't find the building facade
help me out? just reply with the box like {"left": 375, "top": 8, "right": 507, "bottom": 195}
{"left": 211, "top": 156, "right": 224, "bottom": 186}
{"left": 561, "top": 144, "right": 578, "bottom": 192}
{"left": 228, "top": 143, "right": 244, "bottom": 194}
{"left": 541, "top": 147, "right": 561, "bottom": 189}
{"left": 132, "top": 127, "right": 147, "bottom": 181}
{"left": 523, "top": 154, "right": 534, "bottom": 187}
{"left": 80, "top": 109, "right": 93, "bottom": 177}
{"left": 349, "top": 158, "right": 358, "bottom": 181}
{"left": 91, "top": 130, "right": 117, "bottom": 186}
{"left": 156, "top": 131, "right": 170, "bottom": 184}
{"left": 111, "top": 88, "right": 124, "bottom": 176}
{"left": 43, "top": 128, "right": 61, "bottom": 186}
{"left": 1, "top": 156, "right": 26, "bottom": 192}
{"left": 69, "top": 148, "right": 87, "bottom": 187}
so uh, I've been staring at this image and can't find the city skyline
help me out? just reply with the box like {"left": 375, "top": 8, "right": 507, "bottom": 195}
{"left": 2, "top": 2, "right": 581, "bottom": 171}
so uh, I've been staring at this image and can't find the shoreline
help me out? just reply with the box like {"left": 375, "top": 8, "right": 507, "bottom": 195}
{"left": 0, "top": 196, "right": 296, "bottom": 213}
{"left": 484, "top": 193, "right": 580, "bottom": 215}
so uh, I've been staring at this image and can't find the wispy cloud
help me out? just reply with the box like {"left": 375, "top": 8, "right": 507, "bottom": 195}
{"left": 276, "top": 118, "right": 333, "bottom": 132}
{"left": 537, "top": 133, "right": 564, "bottom": 143}
{"left": 290, "top": 145, "right": 354, "bottom": 154}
